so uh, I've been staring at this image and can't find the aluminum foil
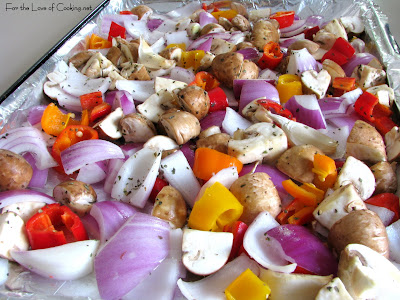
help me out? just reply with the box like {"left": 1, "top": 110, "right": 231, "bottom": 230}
{"left": 0, "top": 0, "right": 399, "bottom": 298}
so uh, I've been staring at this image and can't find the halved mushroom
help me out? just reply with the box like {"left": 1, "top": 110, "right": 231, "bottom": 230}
{"left": 322, "top": 18, "right": 348, "bottom": 40}
{"left": 385, "top": 126, "right": 400, "bottom": 162}
{"left": 228, "top": 122, "right": 288, "bottom": 164}
{"left": 186, "top": 23, "right": 201, "bottom": 39}
{"left": 119, "top": 42, "right": 139, "bottom": 63}
{"left": 371, "top": 161, "right": 398, "bottom": 195}
{"left": 136, "top": 90, "right": 178, "bottom": 123}
{"left": 351, "top": 64, "right": 386, "bottom": 89}
{"left": 120, "top": 62, "right": 150, "bottom": 81}
{"left": 251, "top": 19, "right": 280, "bottom": 51}
{"left": 80, "top": 52, "right": 118, "bottom": 78}
{"left": 340, "top": 16, "right": 365, "bottom": 34}
{"left": 53, "top": 180, "right": 97, "bottom": 217}
{"left": 301, "top": 69, "right": 331, "bottom": 99}
{"left": 210, "top": 38, "right": 237, "bottom": 55}
{"left": 68, "top": 51, "right": 94, "bottom": 68}
{"left": 313, "top": 31, "right": 338, "bottom": 50}
{"left": 322, "top": 59, "right": 346, "bottom": 83}
{"left": 196, "top": 133, "right": 231, "bottom": 154}
{"left": 130, "top": 5, "right": 153, "bottom": 19}
{"left": 366, "top": 84, "right": 395, "bottom": 107}
{"left": 200, "top": 23, "right": 225, "bottom": 36}
{"left": 159, "top": 46, "right": 183, "bottom": 63}
{"left": 334, "top": 156, "right": 375, "bottom": 200}
{"left": 143, "top": 135, "right": 179, "bottom": 158}
{"left": 248, "top": 8, "right": 271, "bottom": 23}
{"left": 93, "top": 107, "right": 124, "bottom": 140}
{"left": 231, "top": 14, "right": 251, "bottom": 32}
{"left": 106, "top": 46, "right": 123, "bottom": 67}
{"left": 219, "top": 17, "right": 233, "bottom": 31}
{"left": 230, "top": 2, "right": 248, "bottom": 18}
{"left": 315, "top": 277, "right": 353, "bottom": 300}
{"left": 287, "top": 40, "right": 320, "bottom": 54}
{"left": 198, "top": 126, "right": 221, "bottom": 139}
{"left": 177, "top": 85, "right": 210, "bottom": 120}
{"left": 154, "top": 77, "right": 188, "bottom": 93}
{"left": 159, "top": 110, "right": 201, "bottom": 145}
{"left": 120, "top": 113, "right": 156, "bottom": 143}
{"left": 346, "top": 120, "right": 387, "bottom": 164}
{"left": 338, "top": 244, "right": 400, "bottom": 299}
{"left": 313, "top": 183, "right": 367, "bottom": 230}
{"left": 277, "top": 144, "right": 324, "bottom": 183}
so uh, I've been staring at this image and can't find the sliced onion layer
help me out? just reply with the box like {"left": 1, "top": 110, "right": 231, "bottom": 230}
{"left": 0, "top": 190, "right": 55, "bottom": 210}
{"left": 222, "top": 107, "right": 252, "bottom": 136}
{"left": 284, "top": 95, "right": 327, "bottom": 129}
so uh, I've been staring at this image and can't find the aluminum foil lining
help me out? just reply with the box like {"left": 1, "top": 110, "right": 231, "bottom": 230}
{"left": 0, "top": 0, "right": 400, "bottom": 298}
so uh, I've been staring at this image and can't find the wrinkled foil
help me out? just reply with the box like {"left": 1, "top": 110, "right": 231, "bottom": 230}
{"left": 0, "top": 0, "right": 399, "bottom": 298}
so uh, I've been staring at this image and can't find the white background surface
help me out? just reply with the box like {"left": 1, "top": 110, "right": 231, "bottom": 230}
{"left": 0, "top": 0, "right": 399, "bottom": 96}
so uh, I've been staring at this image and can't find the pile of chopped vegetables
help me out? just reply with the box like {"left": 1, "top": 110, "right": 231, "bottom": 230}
{"left": 1, "top": 0, "right": 400, "bottom": 299}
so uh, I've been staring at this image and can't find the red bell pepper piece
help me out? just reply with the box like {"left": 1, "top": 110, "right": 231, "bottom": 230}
{"left": 321, "top": 37, "right": 355, "bottom": 66}
{"left": 51, "top": 125, "right": 98, "bottom": 173}
{"left": 304, "top": 26, "right": 320, "bottom": 40}
{"left": 26, "top": 203, "right": 88, "bottom": 250}
{"left": 332, "top": 77, "right": 356, "bottom": 96}
{"left": 374, "top": 116, "right": 397, "bottom": 135}
{"left": 257, "top": 99, "right": 296, "bottom": 121}
{"left": 189, "top": 71, "right": 220, "bottom": 91}
{"left": 208, "top": 87, "right": 228, "bottom": 112}
{"left": 258, "top": 41, "right": 283, "bottom": 70}
{"left": 80, "top": 91, "right": 103, "bottom": 110}
{"left": 366, "top": 193, "right": 400, "bottom": 225}
{"left": 90, "top": 103, "right": 112, "bottom": 122}
{"left": 223, "top": 221, "right": 248, "bottom": 261}
{"left": 373, "top": 103, "right": 393, "bottom": 119}
{"left": 270, "top": 11, "right": 295, "bottom": 29}
{"left": 354, "top": 91, "right": 379, "bottom": 122}
{"left": 108, "top": 21, "right": 126, "bottom": 41}
{"left": 150, "top": 177, "right": 169, "bottom": 201}
{"left": 119, "top": 10, "right": 133, "bottom": 15}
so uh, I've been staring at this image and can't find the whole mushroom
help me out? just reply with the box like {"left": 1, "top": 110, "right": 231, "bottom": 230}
{"left": 251, "top": 19, "right": 280, "bottom": 51}
{"left": 196, "top": 133, "right": 231, "bottom": 154}
{"left": 229, "top": 172, "right": 281, "bottom": 224}
{"left": 0, "top": 149, "right": 33, "bottom": 191}
{"left": 371, "top": 161, "right": 397, "bottom": 195}
{"left": 159, "top": 110, "right": 201, "bottom": 145}
{"left": 120, "top": 113, "right": 157, "bottom": 143}
{"left": 177, "top": 85, "right": 210, "bottom": 120}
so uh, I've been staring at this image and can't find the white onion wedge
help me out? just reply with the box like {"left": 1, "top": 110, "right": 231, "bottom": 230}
{"left": 111, "top": 147, "right": 162, "bottom": 208}
{"left": 10, "top": 240, "right": 99, "bottom": 281}
{"left": 243, "top": 212, "right": 297, "bottom": 273}
{"left": 178, "top": 255, "right": 260, "bottom": 300}
{"left": 161, "top": 150, "right": 201, "bottom": 207}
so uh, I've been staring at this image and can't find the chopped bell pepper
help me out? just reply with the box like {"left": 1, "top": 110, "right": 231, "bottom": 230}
{"left": 119, "top": 10, "right": 133, "bottom": 15}
{"left": 188, "top": 182, "right": 243, "bottom": 231}
{"left": 277, "top": 198, "right": 307, "bottom": 224}
{"left": 366, "top": 193, "right": 400, "bottom": 224}
{"left": 321, "top": 37, "right": 355, "bottom": 66}
{"left": 354, "top": 91, "right": 379, "bottom": 122}
{"left": 208, "top": 87, "right": 228, "bottom": 112}
{"left": 88, "top": 34, "right": 112, "bottom": 49}
{"left": 189, "top": 71, "right": 220, "bottom": 91}
{"left": 211, "top": 9, "right": 238, "bottom": 20}
{"left": 304, "top": 26, "right": 320, "bottom": 40}
{"left": 193, "top": 148, "right": 243, "bottom": 181}
{"left": 257, "top": 99, "right": 296, "bottom": 121}
{"left": 301, "top": 183, "right": 325, "bottom": 203}
{"left": 80, "top": 110, "right": 90, "bottom": 126}
{"left": 165, "top": 43, "right": 186, "bottom": 50}
{"left": 108, "top": 21, "right": 126, "bottom": 41}
{"left": 51, "top": 125, "right": 98, "bottom": 172}
{"left": 282, "top": 179, "right": 319, "bottom": 207}
{"left": 90, "top": 103, "right": 112, "bottom": 122}
{"left": 332, "top": 77, "right": 356, "bottom": 96}
{"left": 41, "top": 103, "right": 80, "bottom": 136}
{"left": 179, "top": 50, "right": 206, "bottom": 70}
{"left": 287, "top": 206, "right": 315, "bottom": 225}
{"left": 277, "top": 197, "right": 315, "bottom": 226}
{"left": 223, "top": 221, "right": 248, "bottom": 261}
{"left": 80, "top": 91, "right": 103, "bottom": 110}
{"left": 312, "top": 153, "right": 338, "bottom": 191}
{"left": 270, "top": 11, "right": 295, "bottom": 29}
{"left": 374, "top": 116, "right": 397, "bottom": 135}
{"left": 258, "top": 41, "right": 283, "bottom": 70}
{"left": 276, "top": 74, "right": 303, "bottom": 104}
{"left": 225, "top": 268, "right": 271, "bottom": 300}
{"left": 149, "top": 177, "right": 169, "bottom": 201}
{"left": 26, "top": 203, "right": 88, "bottom": 250}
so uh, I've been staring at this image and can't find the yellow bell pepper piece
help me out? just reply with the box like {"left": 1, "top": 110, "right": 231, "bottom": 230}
{"left": 180, "top": 50, "right": 205, "bottom": 70}
{"left": 188, "top": 182, "right": 243, "bottom": 231}
{"left": 165, "top": 43, "right": 186, "bottom": 51}
{"left": 276, "top": 74, "right": 303, "bottom": 104}
{"left": 225, "top": 268, "right": 271, "bottom": 300}
{"left": 211, "top": 9, "right": 238, "bottom": 20}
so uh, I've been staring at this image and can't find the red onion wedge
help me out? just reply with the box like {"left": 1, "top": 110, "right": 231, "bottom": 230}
{"left": 180, "top": 141, "right": 195, "bottom": 168}
{"left": 366, "top": 204, "right": 395, "bottom": 227}
{"left": 161, "top": 150, "right": 201, "bottom": 207}
{"left": 287, "top": 48, "right": 318, "bottom": 76}
{"left": 200, "top": 110, "right": 226, "bottom": 131}
{"left": 222, "top": 107, "right": 252, "bottom": 136}
{"left": 284, "top": 94, "right": 327, "bottom": 129}
{"left": 187, "top": 32, "right": 232, "bottom": 51}
{"left": 199, "top": 11, "right": 218, "bottom": 27}
{"left": 234, "top": 79, "right": 279, "bottom": 101}
{"left": 178, "top": 254, "right": 259, "bottom": 300}
{"left": 196, "top": 37, "right": 213, "bottom": 52}
{"left": 0, "top": 190, "right": 55, "bottom": 210}
{"left": 24, "top": 153, "right": 48, "bottom": 188}
{"left": 243, "top": 212, "right": 297, "bottom": 273}
{"left": 165, "top": 31, "right": 191, "bottom": 48}
{"left": 95, "top": 212, "right": 170, "bottom": 300}
{"left": 0, "top": 127, "right": 58, "bottom": 170}
{"left": 90, "top": 201, "right": 138, "bottom": 245}
{"left": 11, "top": 240, "right": 100, "bottom": 281}
{"left": 115, "top": 80, "right": 155, "bottom": 102}
{"left": 27, "top": 105, "right": 46, "bottom": 126}
{"left": 111, "top": 147, "right": 161, "bottom": 208}
{"left": 170, "top": 67, "right": 196, "bottom": 84}
{"left": 108, "top": 91, "right": 136, "bottom": 115}
{"left": 61, "top": 140, "right": 125, "bottom": 175}
{"left": 267, "top": 224, "right": 338, "bottom": 276}
{"left": 147, "top": 18, "right": 163, "bottom": 31}
{"left": 76, "top": 161, "right": 108, "bottom": 185}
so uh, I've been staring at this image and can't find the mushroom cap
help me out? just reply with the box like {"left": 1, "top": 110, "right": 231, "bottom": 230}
{"left": 251, "top": 19, "right": 280, "bottom": 51}
{"left": 211, "top": 52, "right": 244, "bottom": 88}
{"left": 0, "top": 149, "right": 33, "bottom": 191}
{"left": 177, "top": 85, "right": 210, "bottom": 120}
{"left": 120, "top": 113, "right": 157, "bottom": 143}
{"left": 159, "top": 110, "right": 201, "bottom": 145}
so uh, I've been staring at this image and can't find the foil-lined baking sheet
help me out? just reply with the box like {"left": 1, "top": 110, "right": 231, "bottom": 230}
{"left": 0, "top": 0, "right": 400, "bottom": 298}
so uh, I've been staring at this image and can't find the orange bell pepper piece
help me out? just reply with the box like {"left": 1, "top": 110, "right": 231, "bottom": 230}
{"left": 88, "top": 34, "right": 112, "bottom": 49}
{"left": 193, "top": 148, "right": 243, "bottom": 181}
{"left": 189, "top": 71, "right": 220, "bottom": 91}
{"left": 287, "top": 206, "right": 315, "bottom": 225}
{"left": 211, "top": 9, "right": 238, "bottom": 20}
{"left": 41, "top": 103, "right": 79, "bottom": 136}
{"left": 312, "top": 154, "right": 338, "bottom": 191}
{"left": 281, "top": 179, "right": 318, "bottom": 207}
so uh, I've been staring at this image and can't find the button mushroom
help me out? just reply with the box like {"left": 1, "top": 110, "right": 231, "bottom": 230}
{"left": 136, "top": 90, "right": 178, "bottom": 123}
{"left": 301, "top": 69, "right": 331, "bottom": 99}
{"left": 130, "top": 5, "right": 153, "bottom": 19}
{"left": 227, "top": 122, "right": 288, "bottom": 165}
{"left": 200, "top": 23, "right": 226, "bottom": 36}
{"left": 231, "top": 14, "right": 251, "bottom": 32}
{"left": 177, "top": 85, "right": 210, "bottom": 120}
{"left": 276, "top": 144, "right": 324, "bottom": 184}
{"left": 80, "top": 52, "right": 118, "bottom": 79}
{"left": 0, "top": 149, "right": 33, "bottom": 192}
{"left": 151, "top": 185, "right": 187, "bottom": 229}
{"left": 321, "top": 18, "right": 348, "bottom": 40}
{"left": 385, "top": 126, "right": 400, "bottom": 162}
{"left": 287, "top": 39, "right": 320, "bottom": 54}
{"left": 196, "top": 133, "right": 231, "bottom": 154}
{"left": 68, "top": 51, "right": 94, "bottom": 68}
{"left": 93, "top": 107, "right": 124, "bottom": 140}
{"left": 120, "top": 113, "right": 157, "bottom": 143}
{"left": 346, "top": 120, "right": 387, "bottom": 164}
{"left": 212, "top": 52, "right": 259, "bottom": 88}
{"left": 351, "top": 64, "right": 386, "bottom": 89}
{"left": 159, "top": 110, "right": 201, "bottom": 145}
{"left": 329, "top": 209, "right": 389, "bottom": 258}
{"left": 159, "top": 46, "right": 183, "bottom": 63}
{"left": 229, "top": 172, "right": 282, "bottom": 224}
{"left": 120, "top": 62, "right": 151, "bottom": 81}
{"left": 210, "top": 38, "right": 237, "bottom": 56}
{"left": 0, "top": 212, "right": 29, "bottom": 260}
{"left": 340, "top": 16, "right": 365, "bottom": 35}
{"left": 370, "top": 161, "right": 397, "bottom": 195}
{"left": 53, "top": 180, "right": 97, "bottom": 217}
{"left": 251, "top": 19, "right": 280, "bottom": 51}
{"left": 322, "top": 59, "right": 346, "bottom": 83}
{"left": 106, "top": 46, "right": 123, "bottom": 67}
